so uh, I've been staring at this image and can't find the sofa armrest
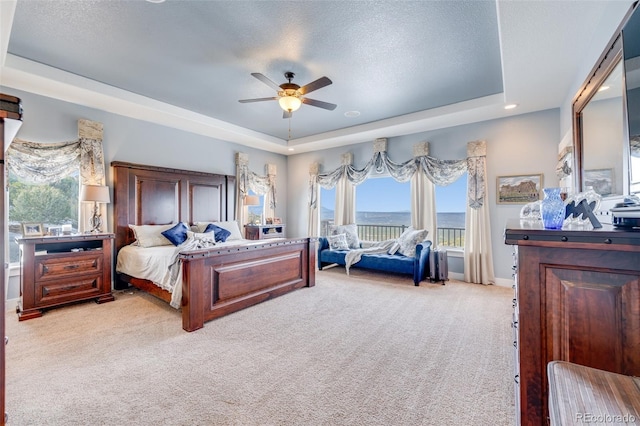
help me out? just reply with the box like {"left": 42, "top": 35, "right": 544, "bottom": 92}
{"left": 318, "top": 236, "right": 329, "bottom": 255}
{"left": 414, "top": 240, "right": 432, "bottom": 285}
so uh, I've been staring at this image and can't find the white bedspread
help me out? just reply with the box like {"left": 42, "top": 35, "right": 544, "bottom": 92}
{"left": 116, "top": 237, "right": 260, "bottom": 309}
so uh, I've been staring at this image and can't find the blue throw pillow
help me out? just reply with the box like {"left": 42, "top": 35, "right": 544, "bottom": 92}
{"left": 204, "top": 223, "right": 232, "bottom": 242}
{"left": 161, "top": 222, "right": 189, "bottom": 246}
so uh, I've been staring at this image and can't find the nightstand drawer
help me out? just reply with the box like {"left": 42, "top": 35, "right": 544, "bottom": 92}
{"left": 35, "top": 253, "right": 102, "bottom": 281}
{"left": 35, "top": 275, "right": 103, "bottom": 306}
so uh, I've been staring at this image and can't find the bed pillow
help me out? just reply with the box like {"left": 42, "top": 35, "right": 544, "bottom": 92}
{"left": 129, "top": 224, "right": 175, "bottom": 248}
{"left": 195, "top": 221, "right": 244, "bottom": 241}
{"left": 328, "top": 233, "right": 349, "bottom": 250}
{"left": 329, "top": 224, "right": 360, "bottom": 249}
{"left": 204, "top": 223, "right": 232, "bottom": 242}
{"left": 161, "top": 222, "right": 189, "bottom": 246}
{"left": 396, "top": 228, "right": 429, "bottom": 257}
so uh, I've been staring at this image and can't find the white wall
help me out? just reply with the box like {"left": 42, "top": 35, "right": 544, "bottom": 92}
{"left": 287, "top": 108, "right": 560, "bottom": 282}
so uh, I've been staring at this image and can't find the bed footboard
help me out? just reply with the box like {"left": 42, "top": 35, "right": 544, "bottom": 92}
{"left": 179, "top": 238, "right": 316, "bottom": 332}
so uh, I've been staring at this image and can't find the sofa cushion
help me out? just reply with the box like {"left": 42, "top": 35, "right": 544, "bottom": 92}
{"left": 397, "top": 228, "right": 428, "bottom": 257}
{"left": 328, "top": 233, "right": 349, "bottom": 250}
{"left": 329, "top": 224, "right": 360, "bottom": 249}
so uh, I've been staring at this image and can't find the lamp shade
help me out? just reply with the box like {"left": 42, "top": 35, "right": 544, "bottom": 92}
{"left": 278, "top": 96, "right": 302, "bottom": 112}
{"left": 244, "top": 195, "right": 260, "bottom": 206}
{"left": 80, "top": 184, "right": 110, "bottom": 204}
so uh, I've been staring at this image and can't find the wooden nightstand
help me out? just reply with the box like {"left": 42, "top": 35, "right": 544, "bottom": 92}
{"left": 244, "top": 224, "right": 286, "bottom": 240}
{"left": 16, "top": 233, "right": 115, "bottom": 320}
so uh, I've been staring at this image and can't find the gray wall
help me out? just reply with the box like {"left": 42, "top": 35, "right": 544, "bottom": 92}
{"left": 287, "top": 109, "right": 560, "bottom": 283}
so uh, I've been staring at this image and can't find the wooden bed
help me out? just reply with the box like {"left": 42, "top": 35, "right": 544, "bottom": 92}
{"left": 112, "top": 161, "right": 316, "bottom": 332}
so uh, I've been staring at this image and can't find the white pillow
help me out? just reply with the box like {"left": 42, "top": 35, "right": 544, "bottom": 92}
{"left": 329, "top": 224, "right": 360, "bottom": 249}
{"left": 129, "top": 224, "right": 175, "bottom": 248}
{"left": 327, "top": 233, "right": 349, "bottom": 250}
{"left": 195, "top": 221, "right": 243, "bottom": 240}
{"left": 396, "top": 228, "right": 428, "bottom": 257}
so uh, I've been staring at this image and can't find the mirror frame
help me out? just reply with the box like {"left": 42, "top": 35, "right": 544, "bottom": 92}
{"left": 572, "top": 25, "right": 625, "bottom": 194}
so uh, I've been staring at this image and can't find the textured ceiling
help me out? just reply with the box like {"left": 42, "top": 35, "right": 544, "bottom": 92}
{"left": 0, "top": 0, "right": 635, "bottom": 154}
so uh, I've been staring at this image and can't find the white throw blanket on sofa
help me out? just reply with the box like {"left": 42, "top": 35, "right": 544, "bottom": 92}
{"left": 344, "top": 239, "right": 396, "bottom": 274}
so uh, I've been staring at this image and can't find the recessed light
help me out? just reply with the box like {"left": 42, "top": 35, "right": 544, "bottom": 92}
{"left": 288, "top": 147, "right": 294, "bottom": 151}
{"left": 504, "top": 104, "right": 518, "bottom": 110}
{"left": 146, "top": 0, "right": 166, "bottom": 3}
{"left": 344, "top": 111, "right": 360, "bottom": 118}
{"left": 598, "top": 85, "right": 610, "bottom": 92}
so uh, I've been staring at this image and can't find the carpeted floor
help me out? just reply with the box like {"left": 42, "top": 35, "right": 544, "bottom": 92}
{"left": 5, "top": 267, "right": 515, "bottom": 426}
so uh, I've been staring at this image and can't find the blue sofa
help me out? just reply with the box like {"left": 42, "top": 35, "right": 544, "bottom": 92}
{"left": 317, "top": 237, "right": 432, "bottom": 286}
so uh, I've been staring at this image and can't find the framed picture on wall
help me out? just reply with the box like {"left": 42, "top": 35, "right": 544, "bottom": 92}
{"left": 497, "top": 174, "right": 543, "bottom": 204}
{"left": 584, "top": 168, "right": 613, "bottom": 196}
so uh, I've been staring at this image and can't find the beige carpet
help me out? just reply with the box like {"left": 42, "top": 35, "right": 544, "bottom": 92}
{"left": 5, "top": 268, "right": 515, "bottom": 426}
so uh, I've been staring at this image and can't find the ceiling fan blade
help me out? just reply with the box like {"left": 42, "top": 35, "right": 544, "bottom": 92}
{"left": 283, "top": 110, "right": 292, "bottom": 119}
{"left": 298, "top": 76, "right": 332, "bottom": 95}
{"left": 238, "top": 97, "right": 278, "bottom": 103}
{"left": 302, "top": 97, "right": 337, "bottom": 111}
{"left": 251, "top": 73, "right": 281, "bottom": 91}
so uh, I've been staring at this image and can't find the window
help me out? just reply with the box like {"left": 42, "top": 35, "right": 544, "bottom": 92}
{"left": 355, "top": 176, "right": 411, "bottom": 241}
{"left": 245, "top": 190, "right": 264, "bottom": 225}
{"left": 319, "top": 186, "right": 335, "bottom": 236}
{"left": 8, "top": 170, "right": 80, "bottom": 263}
{"left": 435, "top": 173, "right": 467, "bottom": 248}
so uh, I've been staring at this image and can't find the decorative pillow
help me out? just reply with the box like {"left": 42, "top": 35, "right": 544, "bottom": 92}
{"left": 204, "top": 223, "right": 232, "bottom": 242}
{"left": 328, "top": 233, "right": 349, "bottom": 250}
{"left": 396, "top": 228, "right": 428, "bottom": 257}
{"left": 195, "top": 221, "right": 243, "bottom": 240}
{"left": 187, "top": 231, "right": 216, "bottom": 242}
{"left": 329, "top": 224, "right": 360, "bottom": 249}
{"left": 129, "top": 224, "right": 175, "bottom": 248}
{"left": 161, "top": 222, "right": 189, "bottom": 246}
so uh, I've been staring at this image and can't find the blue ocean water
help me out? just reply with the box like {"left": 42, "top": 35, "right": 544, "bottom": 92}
{"left": 321, "top": 208, "right": 465, "bottom": 228}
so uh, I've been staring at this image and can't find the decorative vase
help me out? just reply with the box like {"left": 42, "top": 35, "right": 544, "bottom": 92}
{"left": 541, "top": 187, "right": 565, "bottom": 229}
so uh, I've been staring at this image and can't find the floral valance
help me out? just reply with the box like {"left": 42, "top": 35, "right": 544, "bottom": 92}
{"left": 311, "top": 139, "right": 482, "bottom": 209}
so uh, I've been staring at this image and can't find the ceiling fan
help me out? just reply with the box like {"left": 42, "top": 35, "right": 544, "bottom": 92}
{"left": 239, "top": 71, "right": 337, "bottom": 118}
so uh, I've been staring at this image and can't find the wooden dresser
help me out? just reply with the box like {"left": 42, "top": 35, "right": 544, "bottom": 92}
{"left": 17, "top": 234, "right": 115, "bottom": 320}
{"left": 505, "top": 220, "right": 640, "bottom": 425}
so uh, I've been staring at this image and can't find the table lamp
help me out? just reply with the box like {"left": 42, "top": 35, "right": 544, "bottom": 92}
{"left": 80, "top": 184, "right": 110, "bottom": 233}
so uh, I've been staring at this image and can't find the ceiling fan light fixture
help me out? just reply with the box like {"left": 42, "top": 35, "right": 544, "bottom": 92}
{"left": 279, "top": 95, "right": 302, "bottom": 112}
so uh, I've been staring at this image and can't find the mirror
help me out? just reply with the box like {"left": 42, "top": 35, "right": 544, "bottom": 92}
{"left": 624, "top": 3, "right": 640, "bottom": 193}
{"left": 573, "top": 2, "right": 639, "bottom": 197}
{"left": 580, "top": 61, "right": 625, "bottom": 196}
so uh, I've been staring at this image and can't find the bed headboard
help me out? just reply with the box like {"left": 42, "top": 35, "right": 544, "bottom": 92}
{"left": 111, "top": 161, "right": 236, "bottom": 254}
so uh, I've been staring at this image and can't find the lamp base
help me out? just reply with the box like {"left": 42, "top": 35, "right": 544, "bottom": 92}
{"left": 89, "top": 202, "right": 102, "bottom": 233}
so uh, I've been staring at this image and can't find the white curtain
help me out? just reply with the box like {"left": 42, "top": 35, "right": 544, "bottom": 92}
{"left": 463, "top": 141, "right": 495, "bottom": 284}
{"left": 334, "top": 175, "right": 355, "bottom": 226}
{"left": 410, "top": 169, "right": 437, "bottom": 242}
{"left": 308, "top": 163, "right": 320, "bottom": 237}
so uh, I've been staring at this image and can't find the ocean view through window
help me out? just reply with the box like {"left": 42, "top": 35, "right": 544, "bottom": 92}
{"left": 320, "top": 174, "right": 466, "bottom": 247}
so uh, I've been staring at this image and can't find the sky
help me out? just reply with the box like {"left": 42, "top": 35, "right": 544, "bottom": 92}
{"left": 321, "top": 174, "right": 468, "bottom": 213}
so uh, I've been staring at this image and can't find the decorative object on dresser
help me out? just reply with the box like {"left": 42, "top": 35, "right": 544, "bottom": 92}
{"left": 505, "top": 219, "right": 640, "bottom": 425}
{"left": 80, "top": 184, "right": 110, "bottom": 233}
{"left": 16, "top": 233, "right": 115, "bottom": 321}
{"left": 244, "top": 224, "right": 285, "bottom": 240}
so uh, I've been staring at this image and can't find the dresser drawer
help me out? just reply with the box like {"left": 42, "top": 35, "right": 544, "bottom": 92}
{"left": 35, "top": 253, "right": 102, "bottom": 281}
{"left": 35, "top": 275, "right": 103, "bottom": 307}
